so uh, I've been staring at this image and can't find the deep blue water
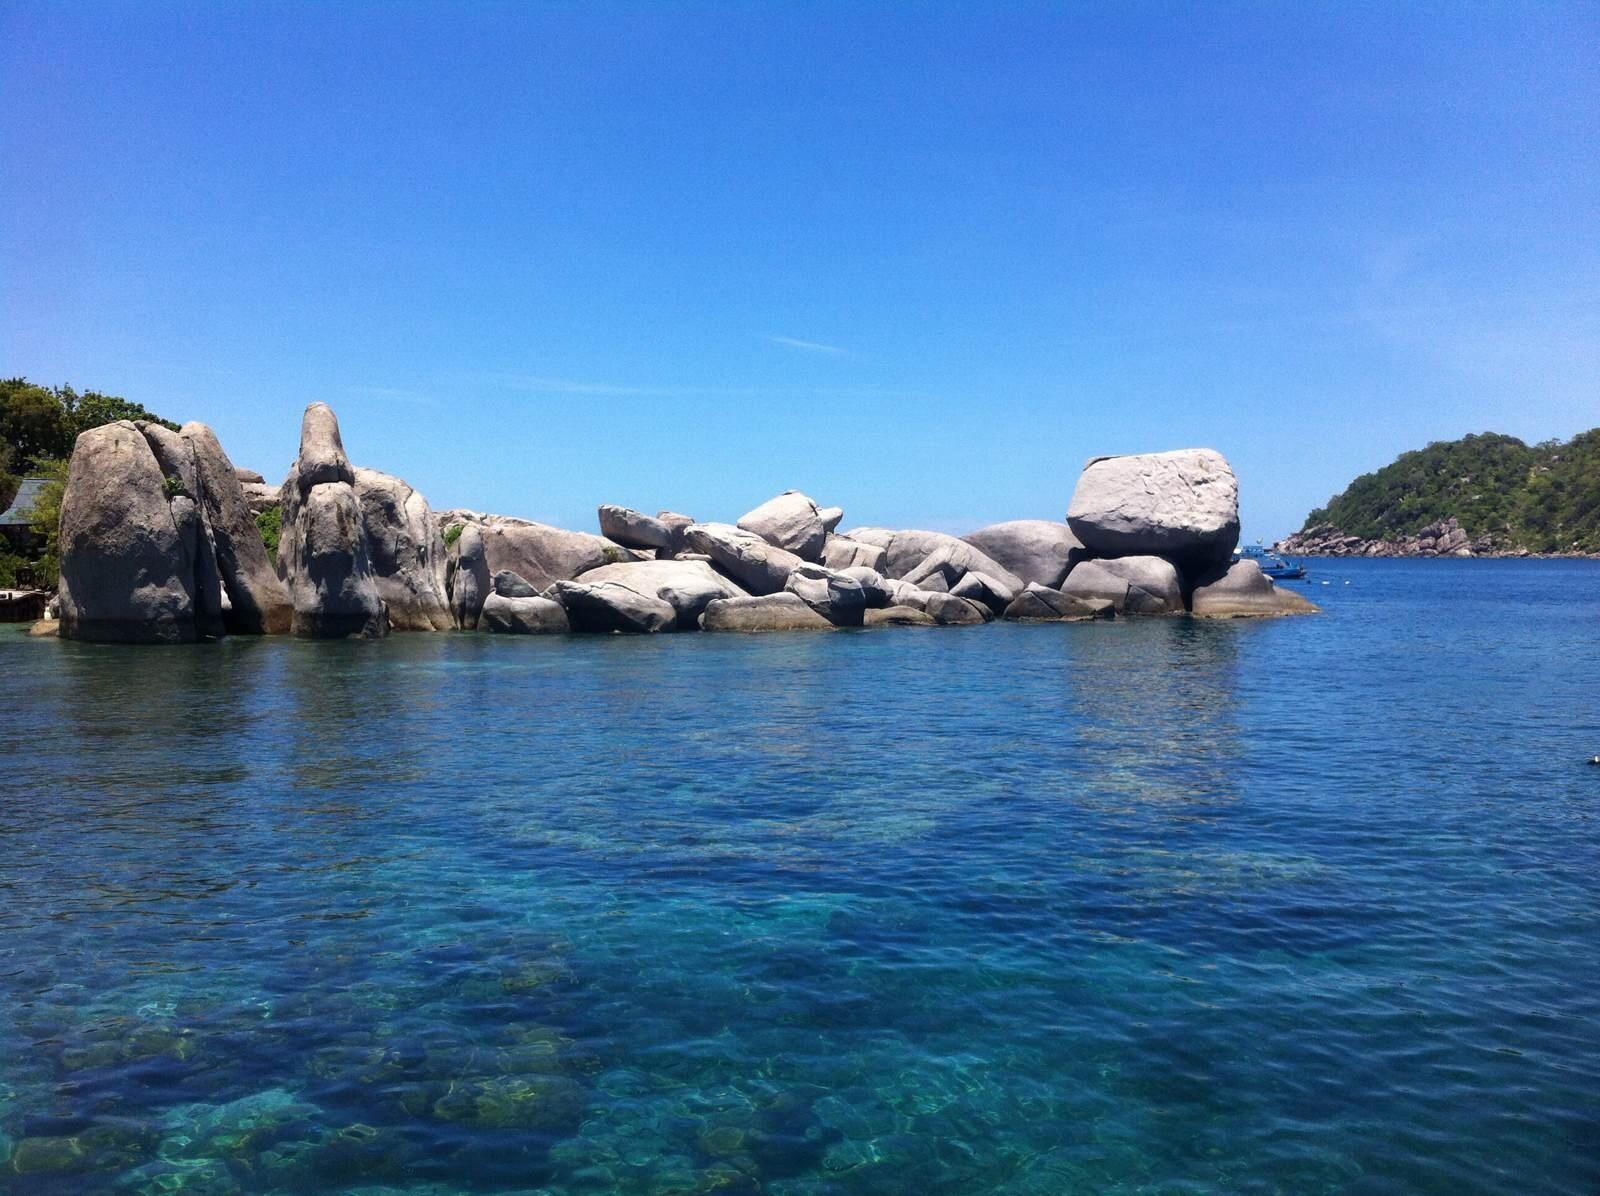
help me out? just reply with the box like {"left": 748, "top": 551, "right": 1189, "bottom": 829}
{"left": 2, "top": 558, "right": 1598, "bottom": 1195}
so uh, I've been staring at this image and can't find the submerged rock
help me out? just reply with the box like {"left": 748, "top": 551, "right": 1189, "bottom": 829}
{"left": 1189, "top": 559, "right": 1319, "bottom": 618}
{"left": 1066, "top": 449, "right": 1240, "bottom": 565}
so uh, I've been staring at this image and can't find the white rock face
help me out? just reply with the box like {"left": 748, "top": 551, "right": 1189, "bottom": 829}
{"left": 576, "top": 558, "right": 747, "bottom": 630}
{"left": 1066, "top": 449, "right": 1240, "bottom": 564}
{"left": 736, "top": 491, "right": 828, "bottom": 562}
{"left": 1061, "top": 556, "right": 1184, "bottom": 615}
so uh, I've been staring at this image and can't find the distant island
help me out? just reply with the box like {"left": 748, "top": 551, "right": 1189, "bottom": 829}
{"left": 1277, "top": 430, "right": 1600, "bottom": 558}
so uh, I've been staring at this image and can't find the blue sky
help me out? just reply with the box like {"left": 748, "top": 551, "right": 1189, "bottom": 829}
{"left": 3, "top": 2, "right": 1595, "bottom": 539}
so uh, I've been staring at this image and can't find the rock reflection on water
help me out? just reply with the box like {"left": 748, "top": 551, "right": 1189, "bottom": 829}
{"left": 3, "top": 562, "right": 1600, "bottom": 1195}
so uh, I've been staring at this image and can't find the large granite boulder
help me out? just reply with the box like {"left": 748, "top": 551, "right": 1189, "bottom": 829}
{"left": 277, "top": 404, "right": 387, "bottom": 638}
{"left": 1002, "top": 583, "right": 1114, "bottom": 622}
{"left": 57, "top": 421, "right": 222, "bottom": 643}
{"left": 448, "top": 523, "right": 491, "bottom": 630}
{"left": 784, "top": 563, "right": 868, "bottom": 626}
{"left": 182, "top": 423, "right": 292, "bottom": 633}
{"left": 354, "top": 467, "right": 452, "bottom": 631}
{"left": 838, "top": 566, "right": 893, "bottom": 608}
{"left": 481, "top": 592, "right": 570, "bottom": 634}
{"left": 682, "top": 523, "right": 804, "bottom": 595}
{"left": 1066, "top": 449, "right": 1239, "bottom": 565}
{"left": 655, "top": 511, "right": 696, "bottom": 555}
{"left": 1189, "top": 560, "right": 1319, "bottom": 618}
{"left": 817, "top": 506, "right": 845, "bottom": 533}
{"left": 575, "top": 558, "right": 746, "bottom": 630}
{"left": 700, "top": 592, "right": 835, "bottom": 632}
{"left": 844, "top": 528, "right": 1023, "bottom": 592}
{"left": 737, "top": 491, "right": 827, "bottom": 562}
{"left": 821, "top": 534, "right": 888, "bottom": 572}
{"left": 923, "top": 593, "right": 991, "bottom": 625}
{"left": 1061, "top": 556, "right": 1184, "bottom": 615}
{"left": 950, "top": 570, "right": 1015, "bottom": 615}
{"left": 553, "top": 580, "right": 676, "bottom": 634}
{"left": 598, "top": 504, "right": 673, "bottom": 551}
{"left": 962, "top": 520, "right": 1087, "bottom": 588}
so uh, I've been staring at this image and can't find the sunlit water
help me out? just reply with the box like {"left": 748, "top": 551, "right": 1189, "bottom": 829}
{"left": 2, "top": 558, "right": 1598, "bottom": 1195}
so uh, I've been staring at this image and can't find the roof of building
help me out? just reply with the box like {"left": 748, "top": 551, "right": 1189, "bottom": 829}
{"left": 0, "top": 478, "right": 51, "bottom": 526}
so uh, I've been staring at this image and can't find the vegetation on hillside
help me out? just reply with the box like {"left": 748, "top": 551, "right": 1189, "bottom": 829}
{"left": 1302, "top": 430, "right": 1600, "bottom": 553}
{"left": 1, "top": 378, "right": 182, "bottom": 589}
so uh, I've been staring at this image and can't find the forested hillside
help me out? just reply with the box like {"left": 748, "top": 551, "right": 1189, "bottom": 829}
{"left": 1299, "top": 430, "right": 1600, "bottom": 554}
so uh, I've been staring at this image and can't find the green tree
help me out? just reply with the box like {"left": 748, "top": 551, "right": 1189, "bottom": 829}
{"left": 23, "top": 457, "right": 70, "bottom": 586}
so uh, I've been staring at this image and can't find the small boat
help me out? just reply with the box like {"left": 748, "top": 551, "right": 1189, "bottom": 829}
{"left": 1235, "top": 543, "right": 1307, "bottom": 580}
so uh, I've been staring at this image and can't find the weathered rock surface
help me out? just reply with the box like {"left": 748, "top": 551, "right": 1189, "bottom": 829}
{"left": 923, "top": 592, "right": 991, "bottom": 625}
{"left": 1061, "top": 556, "right": 1184, "bottom": 615}
{"left": 962, "top": 520, "right": 1087, "bottom": 589}
{"left": 655, "top": 511, "right": 696, "bottom": 555}
{"left": 845, "top": 528, "right": 1024, "bottom": 592}
{"left": 950, "top": 570, "right": 1015, "bottom": 615}
{"left": 838, "top": 566, "right": 893, "bottom": 608}
{"left": 1002, "top": 583, "right": 1114, "bottom": 622}
{"left": 553, "top": 580, "right": 677, "bottom": 634}
{"left": 1067, "top": 449, "right": 1239, "bottom": 565}
{"left": 492, "top": 569, "right": 539, "bottom": 598}
{"left": 278, "top": 404, "right": 387, "bottom": 638}
{"left": 480, "top": 593, "right": 570, "bottom": 634}
{"left": 737, "top": 491, "right": 827, "bottom": 562}
{"left": 1189, "top": 560, "right": 1319, "bottom": 618}
{"left": 575, "top": 559, "right": 747, "bottom": 630}
{"left": 234, "top": 468, "right": 266, "bottom": 485}
{"left": 353, "top": 467, "right": 452, "bottom": 630}
{"left": 864, "top": 604, "right": 936, "bottom": 627}
{"left": 817, "top": 506, "right": 845, "bottom": 533}
{"left": 682, "top": 523, "right": 804, "bottom": 595}
{"left": 598, "top": 504, "right": 673, "bottom": 551}
{"left": 1276, "top": 517, "right": 1479, "bottom": 558}
{"left": 700, "top": 592, "right": 835, "bottom": 632}
{"left": 448, "top": 524, "right": 491, "bottom": 630}
{"left": 821, "top": 534, "right": 888, "bottom": 572}
{"left": 57, "top": 422, "right": 218, "bottom": 643}
{"left": 784, "top": 563, "right": 868, "bottom": 626}
{"left": 182, "top": 423, "right": 293, "bottom": 634}
{"left": 241, "top": 483, "right": 281, "bottom": 514}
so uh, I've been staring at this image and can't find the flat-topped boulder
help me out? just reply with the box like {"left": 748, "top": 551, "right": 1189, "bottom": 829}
{"left": 575, "top": 558, "right": 746, "bottom": 630}
{"left": 737, "top": 491, "right": 829, "bottom": 562}
{"left": 1190, "top": 559, "right": 1319, "bottom": 618}
{"left": 962, "top": 520, "right": 1087, "bottom": 589}
{"left": 1061, "top": 556, "right": 1184, "bottom": 615}
{"left": 1067, "top": 449, "right": 1239, "bottom": 565}
{"left": 700, "top": 592, "right": 835, "bottom": 632}
{"left": 354, "top": 467, "right": 452, "bottom": 631}
{"left": 598, "top": 504, "right": 673, "bottom": 551}
{"left": 682, "top": 522, "right": 804, "bottom": 595}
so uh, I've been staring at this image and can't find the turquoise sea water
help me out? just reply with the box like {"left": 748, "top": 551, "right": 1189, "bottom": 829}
{"left": 2, "top": 558, "right": 1598, "bottom": 1195}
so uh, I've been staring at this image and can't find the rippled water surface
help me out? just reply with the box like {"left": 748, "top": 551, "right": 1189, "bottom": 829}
{"left": 3, "top": 558, "right": 1598, "bottom": 1195}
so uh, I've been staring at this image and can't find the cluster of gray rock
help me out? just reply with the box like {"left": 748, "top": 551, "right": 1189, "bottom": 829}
{"left": 51, "top": 405, "right": 1314, "bottom": 643}
{"left": 1275, "top": 517, "right": 1485, "bottom": 558}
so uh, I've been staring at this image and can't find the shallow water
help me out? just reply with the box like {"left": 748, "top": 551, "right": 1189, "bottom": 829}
{"left": 2, "top": 558, "right": 1598, "bottom": 1195}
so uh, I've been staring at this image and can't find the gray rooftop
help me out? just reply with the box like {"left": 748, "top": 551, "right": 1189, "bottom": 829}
{"left": 0, "top": 478, "right": 50, "bottom": 526}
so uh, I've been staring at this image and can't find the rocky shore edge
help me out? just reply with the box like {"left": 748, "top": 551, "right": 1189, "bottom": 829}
{"left": 34, "top": 403, "right": 1316, "bottom": 643}
{"left": 1275, "top": 518, "right": 1600, "bottom": 559}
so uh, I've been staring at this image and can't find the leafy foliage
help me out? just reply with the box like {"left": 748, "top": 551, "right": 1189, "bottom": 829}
{"left": 255, "top": 505, "right": 282, "bottom": 565}
{"left": 1303, "top": 430, "right": 1600, "bottom": 553}
{"left": 21, "top": 458, "right": 70, "bottom": 586}
{"left": 0, "top": 377, "right": 179, "bottom": 473}
{"left": 442, "top": 522, "right": 463, "bottom": 549}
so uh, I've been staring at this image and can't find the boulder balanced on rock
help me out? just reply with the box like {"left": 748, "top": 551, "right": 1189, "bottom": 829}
{"left": 1067, "top": 449, "right": 1240, "bottom": 566}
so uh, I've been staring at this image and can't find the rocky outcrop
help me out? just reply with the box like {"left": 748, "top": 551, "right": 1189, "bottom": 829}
{"left": 241, "top": 482, "right": 281, "bottom": 514}
{"left": 57, "top": 421, "right": 223, "bottom": 643}
{"left": 950, "top": 570, "right": 1015, "bottom": 615}
{"left": 1275, "top": 518, "right": 1480, "bottom": 558}
{"left": 784, "top": 563, "right": 868, "bottom": 626}
{"left": 682, "top": 523, "right": 804, "bottom": 595}
{"left": 448, "top": 524, "right": 491, "bottom": 631}
{"left": 354, "top": 467, "right": 452, "bottom": 630}
{"left": 553, "top": 580, "right": 677, "bottom": 634}
{"left": 700, "top": 592, "right": 835, "bottom": 632}
{"left": 234, "top": 468, "right": 265, "bottom": 484}
{"left": 961, "top": 520, "right": 1087, "bottom": 589}
{"left": 844, "top": 528, "right": 1024, "bottom": 592}
{"left": 1189, "top": 560, "right": 1319, "bottom": 618}
{"left": 277, "top": 403, "right": 387, "bottom": 638}
{"left": 821, "top": 534, "right": 888, "bottom": 572}
{"left": 481, "top": 592, "right": 570, "bottom": 634}
{"left": 1061, "top": 556, "right": 1184, "bottom": 615}
{"left": 1001, "top": 583, "right": 1114, "bottom": 622}
{"left": 445, "top": 517, "right": 641, "bottom": 627}
{"left": 864, "top": 605, "right": 935, "bottom": 627}
{"left": 598, "top": 504, "right": 673, "bottom": 551}
{"left": 737, "top": 491, "right": 828, "bottom": 562}
{"left": 574, "top": 559, "right": 746, "bottom": 630}
{"left": 1067, "top": 449, "right": 1239, "bottom": 565}
{"left": 655, "top": 511, "right": 696, "bottom": 555}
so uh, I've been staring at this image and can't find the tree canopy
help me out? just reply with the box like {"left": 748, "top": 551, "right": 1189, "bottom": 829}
{"left": 1302, "top": 429, "right": 1600, "bottom": 553}
{"left": 1, "top": 377, "right": 178, "bottom": 476}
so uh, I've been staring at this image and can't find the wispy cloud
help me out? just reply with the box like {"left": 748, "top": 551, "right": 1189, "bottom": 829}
{"left": 763, "top": 334, "right": 849, "bottom": 356}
